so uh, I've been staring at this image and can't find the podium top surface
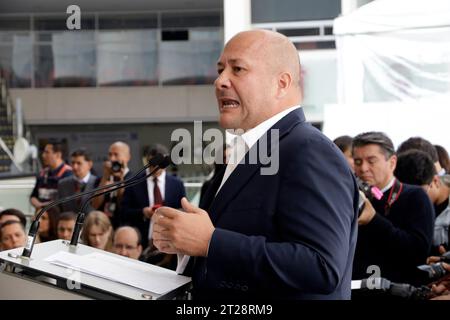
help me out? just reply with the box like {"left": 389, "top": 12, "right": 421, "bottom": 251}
{"left": 0, "top": 240, "right": 191, "bottom": 300}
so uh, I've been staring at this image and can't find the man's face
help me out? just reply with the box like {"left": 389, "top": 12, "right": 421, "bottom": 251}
{"left": 71, "top": 155, "right": 92, "bottom": 179}
{"left": 1, "top": 223, "right": 26, "bottom": 250}
{"left": 215, "top": 33, "right": 276, "bottom": 131}
{"left": 42, "top": 144, "right": 60, "bottom": 167}
{"left": 57, "top": 220, "right": 75, "bottom": 240}
{"left": 113, "top": 229, "right": 142, "bottom": 259}
{"left": 108, "top": 144, "right": 130, "bottom": 167}
{"left": 353, "top": 144, "right": 397, "bottom": 190}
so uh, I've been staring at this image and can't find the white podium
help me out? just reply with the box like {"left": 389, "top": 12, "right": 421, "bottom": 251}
{"left": 0, "top": 240, "right": 191, "bottom": 300}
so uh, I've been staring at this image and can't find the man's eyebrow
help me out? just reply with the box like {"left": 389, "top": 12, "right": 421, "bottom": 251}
{"left": 217, "top": 59, "right": 245, "bottom": 67}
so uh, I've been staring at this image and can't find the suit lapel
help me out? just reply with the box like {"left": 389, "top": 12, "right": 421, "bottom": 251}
{"left": 208, "top": 108, "right": 306, "bottom": 224}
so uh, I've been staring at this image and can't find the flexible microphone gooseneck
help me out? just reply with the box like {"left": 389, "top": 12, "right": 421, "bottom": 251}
{"left": 21, "top": 154, "right": 166, "bottom": 258}
{"left": 69, "top": 155, "right": 172, "bottom": 246}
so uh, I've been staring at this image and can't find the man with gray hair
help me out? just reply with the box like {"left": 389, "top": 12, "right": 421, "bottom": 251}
{"left": 352, "top": 131, "right": 435, "bottom": 286}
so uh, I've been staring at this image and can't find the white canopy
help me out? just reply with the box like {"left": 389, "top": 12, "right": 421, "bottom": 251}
{"left": 334, "top": 0, "right": 450, "bottom": 35}
{"left": 324, "top": 0, "right": 450, "bottom": 152}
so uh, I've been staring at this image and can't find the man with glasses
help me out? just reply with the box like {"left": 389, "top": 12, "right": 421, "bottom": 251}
{"left": 113, "top": 226, "right": 142, "bottom": 260}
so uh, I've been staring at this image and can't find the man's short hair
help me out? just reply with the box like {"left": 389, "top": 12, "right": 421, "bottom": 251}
{"left": 57, "top": 211, "right": 77, "bottom": 223}
{"left": 143, "top": 144, "right": 169, "bottom": 159}
{"left": 115, "top": 225, "right": 142, "bottom": 246}
{"left": 45, "top": 138, "right": 67, "bottom": 156}
{"left": 397, "top": 137, "right": 438, "bottom": 163}
{"left": 70, "top": 148, "right": 93, "bottom": 162}
{"left": 352, "top": 132, "right": 395, "bottom": 159}
{"left": 333, "top": 135, "right": 353, "bottom": 153}
{"left": 0, "top": 220, "right": 25, "bottom": 239}
{"left": 0, "top": 208, "right": 27, "bottom": 228}
{"left": 394, "top": 150, "right": 436, "bottom": 186}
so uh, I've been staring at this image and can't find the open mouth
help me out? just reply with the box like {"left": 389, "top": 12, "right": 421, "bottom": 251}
{"left": 220, "top": 98, "right": 240, "bottom": 110}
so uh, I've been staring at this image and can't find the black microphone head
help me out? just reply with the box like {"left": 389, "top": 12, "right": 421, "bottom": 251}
{"left": 147, "top": 153, "right": 164, "bottom": 167}
{"left": 159, "top": 155, "right": 172, "bottom": 169}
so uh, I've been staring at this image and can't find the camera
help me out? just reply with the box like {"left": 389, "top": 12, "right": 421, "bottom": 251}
{"left": 111, "top": 161, "right": 123, "bottom": 173}
{"left": 417, "top": 262, "right": 448, "bottom": 280}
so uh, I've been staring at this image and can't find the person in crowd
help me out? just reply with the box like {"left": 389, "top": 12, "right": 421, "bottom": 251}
{"left": 30, "top": 140, "right": 72, "bottom": 212}
{"left": 396, "top": 137, "right": 450, "bottom": 254}
{"left": 0, "top": 208, "right": 27, "bottom": 228}
{"left": 333, "top": 135, "right": 354, "bottom": 171}
{"left": 56, "top": 211, "right": 77, "bottom": 241}
{"left": 121, "top": 144, "right": 185, "bottom": 244}
{"left": 112, "top": 226, "right": 143, "bottom": 260}
{"left": 152, "top": 30, "right": 358, "bottom": 299}
{"left": 81, "top": 211, "right": 113, "bottom": 252}
{"left": 92, "top": 141, "right": 133, "bottom": 228}
{"left": 352, "top": 132, "right": 434, "bottom": 286}
{"left": 35, "top": 207, "right": 59, "bottom": 243}
{"left": 0, "top": 220, "right": 27, "bottom": 251}
{"left": 435, "top": 144, "right": 450, "bottom": 174}
{"left": 395, "top": 148, "right": 450, "bottom": 254}
{"left": 57, "top": 148, "right": 99, "bottom": 213}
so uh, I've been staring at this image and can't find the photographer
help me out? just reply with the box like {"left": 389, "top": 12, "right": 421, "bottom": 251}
{"left": 92, "top": 141, "right": 132, "bottom": 228}
{"left": 352, "top": 132, "right": 435, "bottom": 287}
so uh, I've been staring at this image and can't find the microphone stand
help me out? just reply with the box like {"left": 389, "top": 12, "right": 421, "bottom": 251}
{"left": 70, "top": 156, "right": 171, "bottom": 246}
{"left": 21, "top": 154, "right": 166, "bottom": 258}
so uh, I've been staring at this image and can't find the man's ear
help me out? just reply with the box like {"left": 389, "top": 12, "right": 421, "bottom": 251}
{"left": 277, "top": 72, "right": 292, "bottom": 98}
{"left": 389, "top": 154, "right": 397, "bottom": 171}
{"left": 433, "top": 175, "right": 442, "bottom": 188}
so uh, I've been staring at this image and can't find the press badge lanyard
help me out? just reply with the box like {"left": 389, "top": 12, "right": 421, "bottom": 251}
{"left": 384, "top": 179, "right": 403, "bottom": 216}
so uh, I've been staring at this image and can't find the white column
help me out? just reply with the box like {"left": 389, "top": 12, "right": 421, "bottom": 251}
{"left": 223, "top": 0, "right": 251, "bottom": 44}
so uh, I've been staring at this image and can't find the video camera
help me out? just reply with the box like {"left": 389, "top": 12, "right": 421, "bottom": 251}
{"left": 356, "top": 177, "right": 383, "bottom": 215}
{"left": 352, "top": 277, "right": 431, "bottom": 300}
{"left": 111, "top": 160, "right": 123, "bottom": 173}
{"left": 417, "top": 252, "right": 450, "bottom": 280}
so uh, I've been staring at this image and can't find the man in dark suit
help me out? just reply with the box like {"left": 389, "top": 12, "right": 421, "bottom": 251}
{"left": 352, "top": 132, "right": 435, "bottom": 287}
{"left": 57, "top": 148, "right": 99, "bottom": 213}
{"left": 121, "top": 144, "right": 186, "bottom": 248}
{"left": 152, "top": 30, "right": 359, "bottom": 299}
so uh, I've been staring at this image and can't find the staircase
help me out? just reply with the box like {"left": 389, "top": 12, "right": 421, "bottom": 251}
{"left": 0, "top": 71, "right": 15, "bottom": 174}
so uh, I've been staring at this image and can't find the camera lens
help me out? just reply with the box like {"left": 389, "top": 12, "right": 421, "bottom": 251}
{"left": 111, "top": 161, "right": 122, "bottom": 173}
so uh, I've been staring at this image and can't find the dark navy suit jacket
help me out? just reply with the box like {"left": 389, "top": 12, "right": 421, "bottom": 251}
{"left": 194, "top": 108, "right": 359, "bottom": 300}
{"left": 121, "top": 173, "right": 186, "bottom": 246}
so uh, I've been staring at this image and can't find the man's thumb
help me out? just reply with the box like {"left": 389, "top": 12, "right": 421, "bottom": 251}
{"left": 181, "top": 197, "right": 199, "bottom": 213}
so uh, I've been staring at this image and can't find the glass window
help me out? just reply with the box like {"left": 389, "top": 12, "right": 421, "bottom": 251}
{"left": 97, "top": 30, "right": 158, "bottom": 86}
{"left": 160, "top": 28, "right": 222, "bottom": 85}
{"left": 0, "top": 35, "right": 32, "bottom": 88}
{"left": 99, "top": 14, "right": 158, "bottom": 30}
{"left": 34, "top": 32, "right": 96, "bottom": 87}
{"left": 161, "top": 12, "right": 221, "bottom": 28}
{"left": 252, "top": 0, "right": 341, "bottom": 23}
{"left": 34, "top": 15, "right": 95, "bottom": 31}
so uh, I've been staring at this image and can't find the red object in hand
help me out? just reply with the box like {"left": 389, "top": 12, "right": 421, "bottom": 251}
{"left": 151, "top": 204, "right": 162, "bottom": 211}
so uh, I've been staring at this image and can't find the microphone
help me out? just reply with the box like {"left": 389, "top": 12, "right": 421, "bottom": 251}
{"left": 69, "top": 154, "right": 172, "bottom": 247}
{"left": 21, "top": 153, "right": 166, "bottom": 258}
